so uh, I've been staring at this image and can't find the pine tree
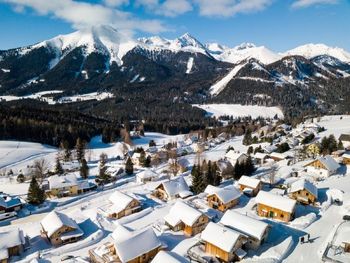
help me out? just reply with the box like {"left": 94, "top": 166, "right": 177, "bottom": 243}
{"left": 139, "top": 151, "right": 146, "bottom": 167}
{"left": 243, "top": 130, "right": 253, "bottom": 146}
{"left": 247, "top": 146, "right": 254, "bottom": 155}
{"left": 80, "top": 158, "right": 89, "bottom": 179}
{"left": 27, "top": 177, "right": 46, "bottom": 205}
{"left": 75, "top": 138, "right": 85, "bottom": 162}
{"left": 338, "top": 140, "right": 344, "bottom": 150}
{"left": 243, "top": 155, "right": 255, "bottom": 176}
{"left": 191, "top": 164, "right": 205, "bottom": 194}
{"left": 145, "top": 155, "right": 152, "bottom": 168}
{"left": 125, "top": 157, "right": 134, "bottom": 175}
{"left": 98, "top": 153, "right": 110, "bottom": 184}
{"left": 212, "top": 162, "right": 221, "bottom": 186}
{"left": 54, "top": 155, "right": 64, "bottom": 175}
{"left": 60, "top": 140, "right": 71, "bottom": 162}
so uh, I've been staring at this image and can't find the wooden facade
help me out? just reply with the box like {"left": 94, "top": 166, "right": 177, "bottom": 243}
{"left": 41, "top": 224, "right": 82, "bottom": 246}
{"left": 108, "top": 199, "right": 141, "bottom": 219}
{"left": 0, "top": 244, "right": 24, "bottom": 263}
{"left": 238, "top": 182, "right": 262, "bottom": 197}
{"left": 46, "top": 185, "right": 79, "bottom": 198}
{"left": 256, "top": 203, "right": 294, "bottom": 222}
{"left": 343, "top": 156, "right": 350, "bottom": 165}
{"left": 289, "top": 189, "right": 316, "bottom": 205}
{"left": 344, "top": 242, "right": 350, "bottom": 253}
{"left": 166, "top": 214, "right": 209, "bottom": 236}
{"left": 204, "top": 237, "right": 245, "bottom": 262}
{"left": 207, "top": 194, "right": 238, "bottom": 212}
{"left": 153, "top": 184, "right": 168, "bottom": 201}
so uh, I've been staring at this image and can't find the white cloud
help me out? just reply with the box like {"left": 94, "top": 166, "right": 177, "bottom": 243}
{"left": 292, "top": 0, "right": 338, "bottom": 8}
{"left": 1, "top": 0, "right": 166, "bottom": 34}
{"left": 194, "top": 0, "right": 274, "bottom": 17}
{"left": 136, "top": 0, "right": 192, "bottom": 17}
{"left": 104, "top": 0, "right": 129, "bottom": 7}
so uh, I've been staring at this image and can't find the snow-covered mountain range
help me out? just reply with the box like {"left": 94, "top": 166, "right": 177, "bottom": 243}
{"left": 0, "top": 25, "right": 350, "bottom": 117}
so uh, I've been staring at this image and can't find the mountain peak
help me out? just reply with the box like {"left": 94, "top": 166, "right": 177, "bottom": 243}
{"left": 234, "top": 42, "right": 257, "bottom": 50}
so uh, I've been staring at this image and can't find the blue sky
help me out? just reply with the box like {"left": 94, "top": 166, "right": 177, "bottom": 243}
{"left": 0, "top": 0, "right": 349, "bottom": 51}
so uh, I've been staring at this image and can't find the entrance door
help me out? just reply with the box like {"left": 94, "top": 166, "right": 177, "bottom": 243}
{"left": 268, "top": 211, "right": 274, "bottom": 218}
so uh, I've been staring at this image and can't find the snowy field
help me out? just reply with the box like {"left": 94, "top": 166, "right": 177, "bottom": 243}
{"left": 193, "top": 103, "right": 284, "bottom": 119}
{"left": 0, "top": 116, "right": 350, "bottom": 262}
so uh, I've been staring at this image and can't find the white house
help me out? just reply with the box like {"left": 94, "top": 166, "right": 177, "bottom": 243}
{"left": 220, "top": 210, "right": 270, "bottom": 250}
{"left": 0, "top": 229, "right": 26, "bottom": 262}
{"left": 136, "top": 169, "right": 159, "bottom": 183}
{"left": 153, "top": 176, "right": 193, "bottom": 201}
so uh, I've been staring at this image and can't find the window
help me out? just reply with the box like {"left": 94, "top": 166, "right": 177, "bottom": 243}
{"left": 306, "top": 192, "right": 309, "bottom": 196}
{"left": 281, "top": 214, "right": 284, "bottom": 218}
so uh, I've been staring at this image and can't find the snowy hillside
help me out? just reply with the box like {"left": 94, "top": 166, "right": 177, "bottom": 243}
{"left": 282, "top": 43, "right": 350, "bottom": 63}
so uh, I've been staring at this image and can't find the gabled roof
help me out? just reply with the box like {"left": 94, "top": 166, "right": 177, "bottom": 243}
{"left": 0, "top": 229, "right": 25, "bottom": 260}
{"left": 0, "top": 195, "right": 21, "bottom": 209}
{"left": 256, "top": 191, "right": 296, "bottom": 213}
{"left": 205, "top": 185, "right": 241, "bottom": 204}
{"left": 164, "top": 201, "right": 204, "bottom": 227}
{"left": 201, "top": 222, "right": 242, "bottom": 253}
{"left": 111, "top": 224, "right": 133, "bottom": 242}
{"left": 136, "top": 169, "right": 159, "bottom": 180}
{"left": 289, "top": 179, "right": 318, "bottom": 198}
{"left": 41, "top": 211, "right": 82, "bottom": 238}
{"left": 342, "top": 153, "right": 350, "bottom": 159}
{"left": 48, "top": 174, "right": 78, "bottom": 189}
{"left": 225, "top": 151, "right": 247, "bottom": 162}
{"left": 109, "top": 191, "right": 137, "bottom": 213}
{"left": 220, "top": 210, "right": 269, "bottom": 241}
{"left": 305, "top": 155, "right": 340, "bottom": 171}
{"left": 254, "top": 152, "right": 269, "bottom": 159}
{"left": 238, "top": 176, "right": 261, "bottom": 189}
{"left": 157, "top": 176, "right": 191, "bottom": 198}
{"left": 151, "top": 251, "right": 189, "bottom": 263}
{"left": 114, "top": 228, "right": 162, "bottom": 263}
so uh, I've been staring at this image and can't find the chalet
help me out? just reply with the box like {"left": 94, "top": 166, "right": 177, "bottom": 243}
{"left": 41, "top": 211, "right": 84, "bottom": 246}
{"left": 342, "top": 153, "right": 350, "bottom": 165}
{"left": 201, "top": 222, "right": 247, "bottom": 262}
{"left": 237, "top": 176, "right": 262, "bottom": 197}
{"left": 225, "top": 151, "right": 248, "bottom": 166}
{"left": 177, "top": 158, "right": 190, "bottom": 173}
{"left": 46, "top": 174, "right": 96, "bottom": 198}
{"left": 136, "top": 169, "right": 159, "bottom": 184}
{"left": 269, "top": 152, "right": 288, "bottom": 162}
{"left": 0, "top": 229, "right": 25, "bottom": 263}
{"left": 205, "top": 185, "right": 241, "bottom": 212}
{"left": 90, "top": 228, "right": 162, "bottom": 263}
{"left": 254, "top": 152, "right": 270, "bottom": 165}
{"left": 332, "top": 150, "right": 345, "bottom": 158}
{"left": 0, "top": 194, "right": 22, "bottom": 214}
{"left": 100, "top": 191, "right": 141, "bottom": 219}
{"left": 304, "top": 155, "right": 340, "bottom": 177}
{"left": 258, "top": 125, "right": 273, "bottom": 137}
{"left": 263, "top": 145, "right": 278, "bottom": 154}
{"left": 220, "top": 210, "right": 270, "bottom": 250}
{"left": 153, "top": 176, "right": 192, "bottom": 201}
{"left": 151, "top": 251, "right": 189, "bottom": 263}
{"left": 288, "top": 179, "right": 318, "bottom": 205}
{"left": 255, "top": 191, "right": 297, "bottom": 222}
{"left": 216, "top": 159, "right": 234, "bottom": 179}
{"left": 276, "top": 124, "right": 292, "bottom": 133}
{"left": 339, "top": 134, "right": 350, "bottom": 149}
{"left": 164, "top": 201, "right": 209, "bottom": 236}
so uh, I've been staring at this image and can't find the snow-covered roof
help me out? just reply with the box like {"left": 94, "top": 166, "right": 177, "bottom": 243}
{"left": 114, "top": 228, "right": 162, "bottom": 263}
{"left": 342, "top": 153, "right": 350, "bottom": 159}
{"left": 164, "top": 201, "right": 203, "bottom": 227}
{"left": 177, "top": 158, "right": 190, "bottom": 168}
{"left": 220, "top": 210, "right": 269, "bottom": 241}
{"left": 0, "top": 229, "right": 25, "bottom": 260}
{"left": 136, "top": 169, "right": 159, "bottom": 180}
{"left": 238, "top": 176, "right": 261, "bottom": 189}
{"left": 256, "top": 191, "right": 296, "bottom": 213}
{"left": 205, "top": 185, "right": 241, "bottom": 203}
{"left": 109, "top": 191, "right": 137, "bottom": 212}
{"left": 151, "top": 251, "right": 189, "bottom": 263}
{"left": 305, "top": 155, "right": 340, "bottom": 171}
{"left": 41, "top": 211, "right": 82, "bottom": 238}
{"left": 269, "top": 152, "right": 287, "bottom": 160}
{"left": 48, "top": 174, "right": 78, "bottom": 189}
{"left": 158, "top": 176, "right": 191, "bottom": 198}
{"left": 264, "top": 145, "right": 278, "bottom": 153}
{"left": 254, "top": 152, "right": 269, "bottom": 159}
{"left": 201, "top": 222, "right": 242, "bottom": 253}
{"left": 225, "top": 151, "right": 246, "bottom": 162}
{"left": 111, "top": 224, "right": 133, "bottom": 242}
{"left": 289, "top": 179, "right": 318, "bottom": 198}
{"left": 0, "top": 195, "right": 21, "bottom": 209}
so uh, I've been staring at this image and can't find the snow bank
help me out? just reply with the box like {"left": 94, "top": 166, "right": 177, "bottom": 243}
{"left": 290, "top": 213, "right": 317, "bottom": 230}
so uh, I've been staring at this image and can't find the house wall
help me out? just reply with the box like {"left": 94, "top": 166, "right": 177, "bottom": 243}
{"left": 153, "top": 185, "right": 168, "bottom": 201}
{"left": 344, "top": 242, "right": 350, "bottom": 253}
{"left": 109, "top": 199, "right": 141, "bottom": 219}
{"left": 289, "top": 189, "right": 316, "bottom": 205}
{"left": 48, "top": 185, "right": 79, "bottom": 198}
{"left": 126, "top": 246, "right": 161, "bottom": 263}
{"left": 244, "top": 227, "right": 269, "bottom": 250}
{"left": 184, "top": 215, "right": 209, "bottom": 236}
{"left": 43, "top": 225, "right": 80, "bottom": 246}
{"left": 306, "top": 166, "right": 330, "bottom": 177}
{"left": 207, "top": 194, "right": 239, "bottom": 212}
{"left": 239, "top": 183, "right": 261, "bottom": 197}
{"left": 205, "top": 237, "right": 245, "bottom": 263}
{"left": 343, "top": 157, "right": 350, "bottom": 165}
{"left": 257, "top": 203, "right": 293, "bottom": 222}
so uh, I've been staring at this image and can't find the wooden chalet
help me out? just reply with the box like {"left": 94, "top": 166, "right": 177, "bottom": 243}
{"left": 225, "top": 151, "right": 248, "bottom": 167}
{"left": 256, "top": 191, "right": 297, "bottom": 222}
{"left": 90, "top": 227, "right": 162, "bottom": 263}
{"left": 40, "top": 211, "right": 84, "bottom": 246}
{"left": 304, "top": 155, "right": 340, "bottom": 177}
{"left": 342, "top": 153, "right": 350, "bottom": 165}
{"left": 288, "top": 179, "right": 318, "bottom": 205}
{"left": 220, "top": 210, "right": 270, "bottom": 250}
{"left": 253, "top": 152, "right": 270, "bottom": 165}
{"left": 153, "top": 176, "right": 192, "bottom": 201}
{"left": 0, "top": 194, "right": 22, "bottom": 214}
{"left": 205, "top": 185, "right": 241, "bottom": 212}
{"left": 164, "top": 201, "right": 209, "bottom": 236}
{"left": 99, "top": 191, "right": 141, "bottom": 219}
{"left": 0, "top": 229, "right": 25, "bottom": 263}
{"left": 237, "top": 176, "right": 262, "bottom": 197}
{"left": 201, "top": 222, "right": 247, "bottom": 262}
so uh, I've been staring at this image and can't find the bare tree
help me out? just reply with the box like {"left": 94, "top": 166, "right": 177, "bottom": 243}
{"left": 31, "top": 159, "right": 48, "bottom": 184}
{"left": 268, "top": 162, "right": 278, "bottom": 186}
